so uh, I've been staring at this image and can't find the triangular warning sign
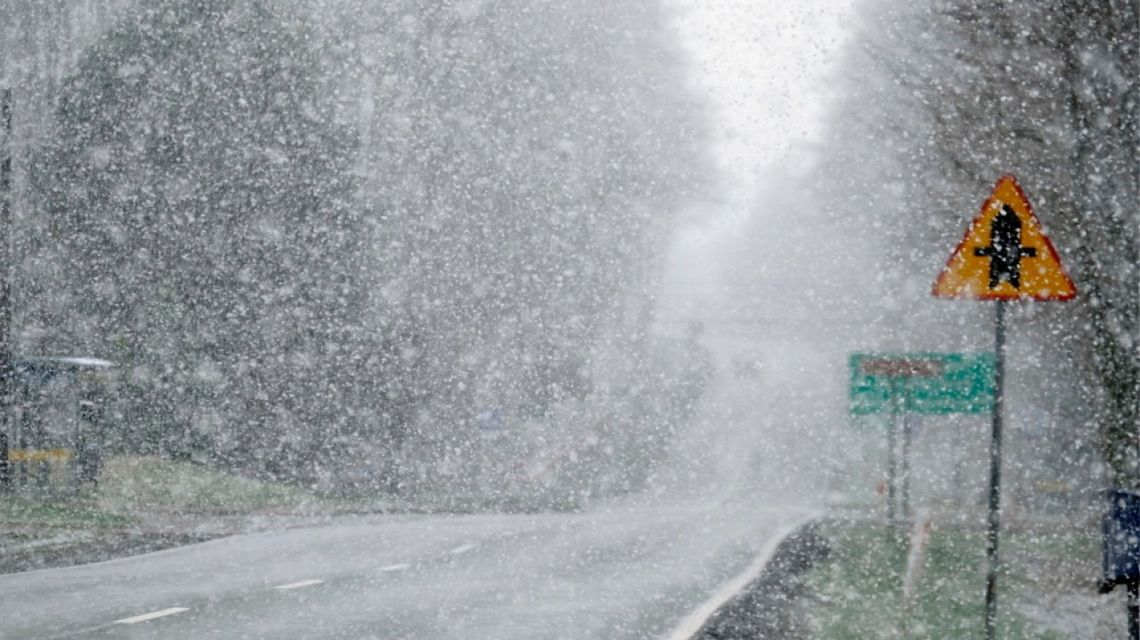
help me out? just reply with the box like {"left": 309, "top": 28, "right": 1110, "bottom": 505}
{"left": 933, "top": 175, "right": 1076, "bottom": 301}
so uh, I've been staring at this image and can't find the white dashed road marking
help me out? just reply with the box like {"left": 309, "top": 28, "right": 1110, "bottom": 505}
{"left": 379, "top": 563, "right": 411, "bottom": 572}
{"left": 448, "top": 543, "right": 477, "bottom": 555}
{"left": 274, "top": 579, "right": 325, "bottom": 590}
{"left": 113, "top": 607, "right": 189, "bottom": 625}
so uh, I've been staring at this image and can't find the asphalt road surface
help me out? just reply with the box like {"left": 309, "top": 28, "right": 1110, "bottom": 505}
{"left": 0, "top": 498, "right": 810, "bottom": 639}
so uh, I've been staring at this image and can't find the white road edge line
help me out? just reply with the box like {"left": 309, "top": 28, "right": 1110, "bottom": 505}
{"left": 448, "top": 543, "right": 477, "bottom": 555}
{"left": 113, "top": 607, "right": 189, "bottom": 625}
{"left": 660, "top": 514, "right": 819, "bottom": 640}
{"left": 274, "top": 579, "right": 325, "bottom": 590}
{"left": 379, "top": 563, "right": 411, "bottom": 572}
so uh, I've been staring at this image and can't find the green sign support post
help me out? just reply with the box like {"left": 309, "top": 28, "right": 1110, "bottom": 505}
{"left": 890, "top": 378, "right": 901, "bottom": 521}
{"left": 849, "top": 351, "right": 995, "bottom": 521}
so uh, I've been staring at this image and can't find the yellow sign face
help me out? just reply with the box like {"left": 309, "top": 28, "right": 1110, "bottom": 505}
{"left": 933, "top": 175, "right": 1076, "bottom": 301}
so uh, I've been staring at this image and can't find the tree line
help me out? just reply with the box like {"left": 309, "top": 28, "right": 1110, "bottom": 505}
{"left": 816, "top": 0, "right": 1137, "bottom": 491}
{"left": 8, "top": 0, "right": 712, "bottom": 499}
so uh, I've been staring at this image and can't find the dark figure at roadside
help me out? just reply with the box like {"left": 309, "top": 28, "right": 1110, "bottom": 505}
{"left": 0, "top": 431, "right": 8, "bottom": 488}
{"left": 76, "top": 400, "right": 103, "bottom": 486}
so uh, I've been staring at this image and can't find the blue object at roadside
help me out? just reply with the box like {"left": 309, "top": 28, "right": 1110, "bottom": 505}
{"left": 1102, "top": 488, "right": 1140, "bottom": 592}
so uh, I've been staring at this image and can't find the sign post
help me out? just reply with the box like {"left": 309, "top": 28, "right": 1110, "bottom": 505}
{"left": 849, "top": 352, "right": 994, "bottom": 520}
{"left": 985, "top": 298, "right": 1007, "bottom": 640}
{"left": 887, "top": 377, "right": 898, "bottom": 521}
{"left": 932, "top": 174, "right": 1075, "bottom": 640}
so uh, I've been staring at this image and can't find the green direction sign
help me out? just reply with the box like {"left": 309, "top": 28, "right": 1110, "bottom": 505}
{"left": 849, "top": 352, "right": 995, "bottom": 415}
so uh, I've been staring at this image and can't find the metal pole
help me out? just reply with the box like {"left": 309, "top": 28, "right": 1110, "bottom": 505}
{"left": 887, "top": 378, "right": 899, "bottom": 522}
{"left": 984, "top": 299, "right": 1007, "bottom": 640}
{"left": 902, "top": 406, "right": 912, "bottom": 522}
{"left": 0, "top": 430, "right": 7, "bottom": 489}
{"left": 0, "top": 88, "right": 12, "bottom": 489}
{"left": 1129, "top": 580, "right": 1139, "bottom": 640}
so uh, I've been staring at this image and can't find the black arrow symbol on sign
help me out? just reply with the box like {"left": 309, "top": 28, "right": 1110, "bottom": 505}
{"left": 973, "top": 204, "right": 1036, "bottom": 289}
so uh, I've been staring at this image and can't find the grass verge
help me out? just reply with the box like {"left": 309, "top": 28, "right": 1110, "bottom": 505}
{"left": 0, "top": 496, "right": 132, "bottom": 529}
{"left": 0, "top": 455, "right": 398, "bottom": 573}
{"left": 96, "top": 455, "right": 326, "bottom": 515}
{"left": 803, "top": 519, "right": 1104, "bottom": 639}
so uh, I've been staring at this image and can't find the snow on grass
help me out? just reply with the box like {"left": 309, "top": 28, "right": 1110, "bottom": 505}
{"left": 96, "top": 455, "right": 322, "bottom": 515}
{"left": 0, "top": 496, "right": 132, "bottom": 529}
{"left": 803, "top": 520, "right": 1105, "bottom": 639}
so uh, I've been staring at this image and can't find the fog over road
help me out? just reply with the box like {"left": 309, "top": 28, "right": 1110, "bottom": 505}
{"left": 0, "top": 369, "right": 823, "bottom": 640}
{"left": 0, "top": 4, "right": 850, "bottom": 636}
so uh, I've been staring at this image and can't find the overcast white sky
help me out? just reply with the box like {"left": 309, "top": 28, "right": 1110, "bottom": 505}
{"left": 659, "top": 0, "right": 855, "bottom": 327}
{"left": 671, "top": 0, "right": 853, "bottom": 215}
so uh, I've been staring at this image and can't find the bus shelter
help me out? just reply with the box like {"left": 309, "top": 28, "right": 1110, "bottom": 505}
{"left": 0, "top": 356, "right": 115, "bottom": 494}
